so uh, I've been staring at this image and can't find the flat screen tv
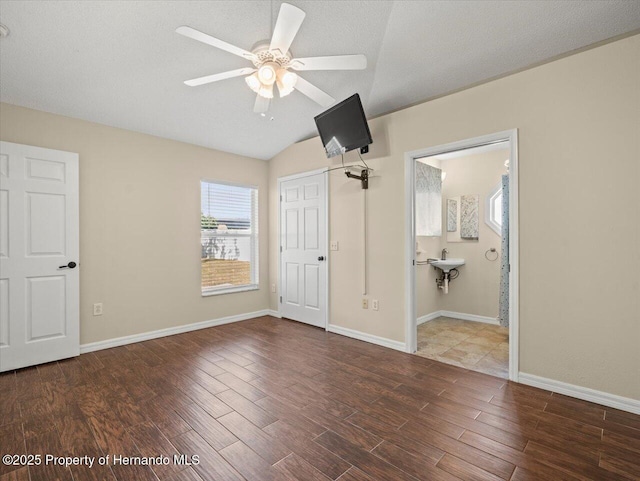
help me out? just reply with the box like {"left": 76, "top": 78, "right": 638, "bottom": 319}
{"left": 314, "top": 94, "right": 372, "bottom": 158}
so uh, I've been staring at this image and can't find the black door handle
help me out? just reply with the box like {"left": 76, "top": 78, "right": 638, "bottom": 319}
{"left": 59, "top": 262, "right": 77, "bottom": 269}
{"left": 318, "top": 256, "right": 325, "bottom": 261}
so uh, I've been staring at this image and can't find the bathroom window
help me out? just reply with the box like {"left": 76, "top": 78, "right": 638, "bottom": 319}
{"left": 201, "top": 180, "right": 259, "bottom": 296}
{"left": 485, "top": 183, "right": 503, "bottom": 235}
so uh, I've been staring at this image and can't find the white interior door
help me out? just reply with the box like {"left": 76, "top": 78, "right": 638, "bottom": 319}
{"left": 0, "top": 141, "right": 79, "bottom": 372}
{"left": 280, "top": 171, "right": 327, "bottom": 328}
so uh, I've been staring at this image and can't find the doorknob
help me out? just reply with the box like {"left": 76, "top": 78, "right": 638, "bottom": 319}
{"left": 59, "top": 262, "right": 77, "bottom": 269}
{"left": 318, "top": 256, "right": 325, "bottom": 261}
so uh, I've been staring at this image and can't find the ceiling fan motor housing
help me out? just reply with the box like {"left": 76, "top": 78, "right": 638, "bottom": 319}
{"left": 250, "top": 41, "right": 292, "bottom": 68}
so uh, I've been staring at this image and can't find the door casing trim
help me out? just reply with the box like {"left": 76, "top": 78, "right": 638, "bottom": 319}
{"left": 404, "top": 129, "right": 519, "bottom": 381}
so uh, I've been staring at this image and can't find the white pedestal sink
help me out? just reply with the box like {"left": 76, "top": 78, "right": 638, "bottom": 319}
{"left": 428, "top": 258, "right": 465, "bottom": 272}
{"left": 428, "top": 258, "right": 464, "bottom": 294}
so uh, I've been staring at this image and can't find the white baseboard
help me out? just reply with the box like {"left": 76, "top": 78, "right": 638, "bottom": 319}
{"left": 327, "top": 324, "right": 406, "bottom": 352}
{"left": 80, "top": 309, "right": 271, "bottom": 354}
{"left": 519, "top": 372, "right": 640, "bottom": 415}
{"left": 417, "top": 311, "right": 442, "bottom": 325}
{"left": 417, "top": 310, "right": 499, "bottom": 326}
{"left": 441, "top": 310, "right": 499, "bottom": 325}
{"left": 267, "top": 309, "right": 282, "bottom": 318}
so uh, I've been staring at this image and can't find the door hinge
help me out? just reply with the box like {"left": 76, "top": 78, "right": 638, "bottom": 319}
{"left": 280, "top": 246, "right": 282, "bottom": 252}
{"left": 508, "top": 264, "right": 511, "bottom": 272}
{"left": 279, "top": 296, "right": 282, "bottom": 303}
{"left": 280, "top": 195, "right": 282, "bottom": 201}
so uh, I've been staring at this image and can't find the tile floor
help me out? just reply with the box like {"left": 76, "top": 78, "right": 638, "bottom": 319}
{"left": 416, "top": 316, "right": 509, "bottom": 378}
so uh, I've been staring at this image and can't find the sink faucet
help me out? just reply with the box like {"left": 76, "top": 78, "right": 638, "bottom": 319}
{"left": 441, "top": 248, "right": 448, "bottom": 260}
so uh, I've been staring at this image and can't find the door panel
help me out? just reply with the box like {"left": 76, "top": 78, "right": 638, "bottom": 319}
{"left": 26, "top": 156, "right": 66, "bottom": 182}
{"left": 285, "top": 186, "right": 299, "bottom": 202}
{"left": 0, "top": 190, "right": 8, "bottom": 258}
{"left": 285, "top": 263, "right": 300, "bottom": 305}
{"left": 26, "top": 192, "right": 66, "bottom": 256}
{"left": 304, "top": 264, "right": 319, "bottom": 309}
{"left": 280, "top": 172, "right": 326, "bottom": 328}
{"left": 27, "top": 276, "right": 66, "bottom": 341}
{"left": 0, "top": 141, "right": 79, "bottom": 372}
{"left": 0, "top": 154, "right": 8, "bottom": 177}
{"left": 304, "top": 207, "right": 319, "bottom": 249}
{"left": 0, "top": 279, "right": 8, "bottom": 346}
{"left": 304, "top": 183, "right": 318, "bottom": 199}
{"left": 285, "top": 209, "right": 299, "bottom": 249}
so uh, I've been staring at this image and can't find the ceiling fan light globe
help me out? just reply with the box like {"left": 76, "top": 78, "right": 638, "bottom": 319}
{"left": 258, "top": 63, "right": 277, "bottom": 85}
{"left": 277, "top": 69, "right": 298, "bottom": 89}
{"left": 245, "top": 72, "right": 261, "bottom": 93}
{"left": 277, "top": 82, "right": 294, "bottom": 98}
{"left": 258, "top": 83, "right": 274, "bottom": 99}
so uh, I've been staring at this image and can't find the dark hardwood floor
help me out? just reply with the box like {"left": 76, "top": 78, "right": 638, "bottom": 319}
{"left": 1, "top": 316, "right": 639, "bottom": 481}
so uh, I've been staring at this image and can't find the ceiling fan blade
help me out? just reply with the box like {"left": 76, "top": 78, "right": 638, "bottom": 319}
{"left": 269, "top": 3, "right": 305, "bottom": 56}
{"left": 290, "top": 54, "right": 367, "bottom": 71}
{"left": 294, "top": 76, "right": 335, "bottom": 107}
{"left": 184, "top": 68, "right": 256, "bottom": 87}
{"left": 176, "top": 26, "right": 255, "bottom": 61}
{"left": 254, "top": 94, "right": 270, "bottom": 113}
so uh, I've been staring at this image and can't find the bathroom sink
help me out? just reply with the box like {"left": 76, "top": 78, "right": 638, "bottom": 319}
{"left": 429, "top": 258, "right": 465, "bottom": 272}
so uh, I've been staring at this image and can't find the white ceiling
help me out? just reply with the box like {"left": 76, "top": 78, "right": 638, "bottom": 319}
{"left": 1, "top": 1, "right": 639, "bottom": 160}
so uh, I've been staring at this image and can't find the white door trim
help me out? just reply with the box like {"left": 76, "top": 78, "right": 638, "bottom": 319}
{"left": 277, "top": 168, "right": 329, "bottom": 329}
{"left": 404, "top": 129, "right": 520, "bottom": 382}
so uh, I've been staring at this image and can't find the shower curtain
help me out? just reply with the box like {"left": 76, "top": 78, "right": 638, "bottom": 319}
{"left": 498, "top": 174, "right": 509, "bottom": 327}
{"left": 415, "top": 162, "right": 442, "bottom": 237}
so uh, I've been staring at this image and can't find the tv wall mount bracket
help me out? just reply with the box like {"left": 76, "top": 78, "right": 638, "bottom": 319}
{"left": 345, "top": 165, "right": 373, "bottom": 189}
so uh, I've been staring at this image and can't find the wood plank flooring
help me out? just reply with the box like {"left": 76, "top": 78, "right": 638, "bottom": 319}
{"left": 1, "top": 316, "right": 639, "bottom": 481}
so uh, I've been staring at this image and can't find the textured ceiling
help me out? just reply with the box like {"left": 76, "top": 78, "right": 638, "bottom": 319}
{"left": 1, "top": 1, "right": 639, "bottom": 160}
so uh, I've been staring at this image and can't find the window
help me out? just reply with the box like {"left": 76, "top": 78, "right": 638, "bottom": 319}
{"left": 485, "top": 182, "right": 503, "bottom": 235}
{"left": 201, "top": 180, "right": 258, "bottom": 295}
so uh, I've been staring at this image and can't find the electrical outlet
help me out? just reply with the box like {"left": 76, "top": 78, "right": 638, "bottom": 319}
{"left": 330, "top": 241, "right": 339, "bottom": 251}
{"left": 93, "top": 303, "right": 103, "bottom": 316}
{"left": 362, "top": 298, "right": 368, "bottom": 309}
{"left": 372, "top": 299, "right": 379, "bottom": 311}
{"left": 271, "top": 283, "right": 276, "bottom": 293}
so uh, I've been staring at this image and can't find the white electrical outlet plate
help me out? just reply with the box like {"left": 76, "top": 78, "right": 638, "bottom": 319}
{"left": 372, "top": 299, "right": 379, "bottom": 311}
{"left": 330, "top": 241, "right": 339, "bottom": 251}
{"left": 362, "top": 298, "right": 368, "bottom": 309}
{"left": 93, "top": 303, "right": 103, "bottom": 316}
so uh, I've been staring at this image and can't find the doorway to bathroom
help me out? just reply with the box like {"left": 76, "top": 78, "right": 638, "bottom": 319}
{"left": 404, "top": 130, "right": 519, "bottom": 381}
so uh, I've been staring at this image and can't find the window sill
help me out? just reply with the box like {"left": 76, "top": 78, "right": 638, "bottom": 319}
{"left": 202, "top": 284, "right": 259, "bottom": 297}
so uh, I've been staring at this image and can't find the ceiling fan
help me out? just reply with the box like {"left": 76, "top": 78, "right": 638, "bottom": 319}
{"left": 177, "top": 2, "right": 367, "bottom": 113}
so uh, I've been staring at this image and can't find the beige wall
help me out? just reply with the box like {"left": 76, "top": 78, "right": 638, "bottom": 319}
{"left": 268, "top": 119, "right": 407, "bottom": 342}
{"left": 416, "top": 149, "right": 508, "bottom": 319}
{"left": 270, "top": 34, "right": 640, "bottom": 400}
{"left": 1, "top": 33, "right": 638, "bottom": 400}
{"left": 0, "top": 103, "right": 270, "bottom": 345}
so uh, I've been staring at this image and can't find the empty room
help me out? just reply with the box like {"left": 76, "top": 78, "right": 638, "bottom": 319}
{"left": 1, "top": 1, "right": 639, "bottom": 480}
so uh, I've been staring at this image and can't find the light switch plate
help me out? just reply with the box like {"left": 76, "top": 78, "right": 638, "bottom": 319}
{"left": 330, "top": 241, "right": 339, "bottom": 251}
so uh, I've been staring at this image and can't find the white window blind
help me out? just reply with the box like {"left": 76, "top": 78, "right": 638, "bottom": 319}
{"left": 201, "top": 180, "right": 258, "bottom": 295}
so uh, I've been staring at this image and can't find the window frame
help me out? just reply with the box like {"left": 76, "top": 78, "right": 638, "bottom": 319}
{"left": 485, "top": 182, "right": 503, "bottom": 236}
{"left": 200, "top": 179, "right": 259, "bottom": 297}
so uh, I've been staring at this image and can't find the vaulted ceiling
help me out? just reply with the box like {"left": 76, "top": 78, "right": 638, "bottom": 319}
{"left": 1, "top": 1, "right": 639, "bottom": 160}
